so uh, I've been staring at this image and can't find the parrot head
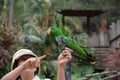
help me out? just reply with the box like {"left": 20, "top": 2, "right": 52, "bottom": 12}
{"left": 47, "top": 26, "right": 63, "bottom": 37}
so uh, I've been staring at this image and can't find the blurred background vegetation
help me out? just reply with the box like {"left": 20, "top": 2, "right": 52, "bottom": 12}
{"left": 0, "top": 0, "right": 120, "bottom": 80}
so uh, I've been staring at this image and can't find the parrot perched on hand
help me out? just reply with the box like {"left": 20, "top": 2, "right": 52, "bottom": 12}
{"left": 47, "top": 26, "right": 96, "bottom": 64}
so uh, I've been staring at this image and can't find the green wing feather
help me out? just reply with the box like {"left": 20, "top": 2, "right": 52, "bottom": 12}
{"left": 59, "top": 36, "right": 88, "bottom": 59}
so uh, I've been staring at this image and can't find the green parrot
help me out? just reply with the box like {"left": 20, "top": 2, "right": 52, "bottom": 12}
{"left": 47, "top": 25, "right": 96, "bottom": 64}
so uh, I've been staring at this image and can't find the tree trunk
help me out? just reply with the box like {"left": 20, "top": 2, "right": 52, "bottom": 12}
{"left": 8, "top": 0, "right": 14, "bottom": 27}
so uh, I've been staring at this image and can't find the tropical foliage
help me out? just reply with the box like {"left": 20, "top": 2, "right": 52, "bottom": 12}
{"left": 0, "top": 0, "right": 22, "bottom": 78}
{"left": 0, "top": 0, "right": 119, "bottom": 79}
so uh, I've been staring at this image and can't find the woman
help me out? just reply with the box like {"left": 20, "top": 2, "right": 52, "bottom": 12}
{"left": 1, "top": 47, "right": 72, "bottom": 80}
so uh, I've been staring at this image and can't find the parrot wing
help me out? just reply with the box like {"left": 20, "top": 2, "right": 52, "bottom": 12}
{"left": 56, "top": 36, "right": 95, "bottom": 63}
{"left": 56, "top": 36, "right": 88, "bottom": 59}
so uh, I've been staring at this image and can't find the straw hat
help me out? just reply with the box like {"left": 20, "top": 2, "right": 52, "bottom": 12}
{"left": 11, "top": 49, "right": 39, "bottom": 74}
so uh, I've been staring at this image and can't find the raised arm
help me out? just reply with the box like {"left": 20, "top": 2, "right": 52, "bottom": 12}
{"left": 57, "top": 47, "right": 72, "bottom": 80}
{"left": 1, "top": 55, "right": 46, "bottom": 80}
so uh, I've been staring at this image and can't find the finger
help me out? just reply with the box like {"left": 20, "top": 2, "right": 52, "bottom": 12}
{"left": 67, "top": 55, "right": 72, "bottom": 60}
{"left": 63, "top": 49, "right": 72, "bottom": 54}
{"left": 64, "top": 56, "right": 72, "bottom": 63}
{"left": 62, "top": 50, "right": 71, "bottom": 56}
{"left": 62, "top": 49, "right": 70, "bottom": 53}
{"left": 29, "top": 58, "right": 36, "bottom": 64}
{"left": 65, "top": 47, "right": 72, "bottom": 50}
{"left": 64, "top": 47, "right": 73, "bottom": 53}
{"left": 39, "top": 55, "right": 46, "bottom": 60}
{"left": 28, "top": 58, "right": 37, "bottom": 67}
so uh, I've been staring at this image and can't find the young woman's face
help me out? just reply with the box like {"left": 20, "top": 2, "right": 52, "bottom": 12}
{"left": 17, "top": 55, "right": 36, "bottom": 79}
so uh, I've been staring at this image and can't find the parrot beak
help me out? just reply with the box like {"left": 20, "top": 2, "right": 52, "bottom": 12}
{"left": 90, "top": 61, "right": 96, "bottom": 64}
{"left": 47, "top": 28, "right": 51, "bottom": 35}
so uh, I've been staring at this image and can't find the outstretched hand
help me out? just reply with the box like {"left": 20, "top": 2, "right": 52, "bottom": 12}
{"left": 58, "top": 47, "right": 72, "bottom": 67}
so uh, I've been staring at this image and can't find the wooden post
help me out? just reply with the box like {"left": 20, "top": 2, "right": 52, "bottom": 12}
{"left": 65, "top": 50, "right": 73, "bottom": 80}
{"left": 65, "top": 61, "right": 71, "bottom": 80}
{"left": 116, "top": 20, "right": 120, "bottom": 37}
{"left": 99, "top": 31, "right": 105, "bottom": 46}
{"left": 8, "top": 0, "right": 14, "bottom": 27}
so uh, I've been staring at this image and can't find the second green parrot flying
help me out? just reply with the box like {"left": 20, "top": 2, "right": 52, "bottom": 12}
{"left": 47, "top": 25, "right": 96, "bottom": 64}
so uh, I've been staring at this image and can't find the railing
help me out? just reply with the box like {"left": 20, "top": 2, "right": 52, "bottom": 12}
{"left": 81, "top": 70, "right": 120, "bottom": 80}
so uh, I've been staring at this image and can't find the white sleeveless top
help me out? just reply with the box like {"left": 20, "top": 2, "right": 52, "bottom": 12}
{"left": 33, "top": 75, "right": 40, "bottom": 80}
